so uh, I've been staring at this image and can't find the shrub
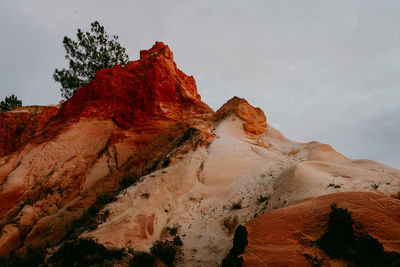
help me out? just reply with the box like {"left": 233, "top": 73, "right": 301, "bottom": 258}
{"left": 150, "top": 240, "right": 182, "bottom": 267}
{"left": 0, "top": 245, "right": 46, "bottom": 267}
{"left": 230, "top": 200, "right": 242, "bottom": 210}
{"left": 327, "top": 182, "right": 341, "bottom": 189}
{"left": 0, "top": 94, "right": 22, "bottom": 112}
{"left": 257, "top": 194, "right": 270, "bottom": 204}
{"left": 48, "top": 239, "right": 123, "bottom": 266}
{"left": 371, "top": 184, "right": 379, "bottom": 189}
{"left": 130, "top": 251, "right": 155, "bottom": 267}
{"left": 317, "top": 202, "right": 400, "bottom": 266}
{"left": 119, "top": 173, "right": 139, "bottom": 190}
{"left": 141, "top": 193, "right": 150, "bottom": 199}
{"left": 173, "top": 236, "right": 183, "bottom": 246}
{"left": 222, "top": 225, "right": 248, "bottom": 267}
{"left": 319, "top": 203, "right": 355, "bottom": 257}
{"left": 161, "top": 158, "right": 171, "bottom": 168}
{"left": 167, "top": 224, "right": 180, "bottom": 236}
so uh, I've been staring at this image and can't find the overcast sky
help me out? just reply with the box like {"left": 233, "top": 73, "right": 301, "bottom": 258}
{"left": 1, "top": 0, "right": 399, "bottom": 168}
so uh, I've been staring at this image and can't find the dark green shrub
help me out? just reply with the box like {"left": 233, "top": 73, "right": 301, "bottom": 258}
{"left": 48, "top": 238, "right": 123, "bottom": 266}
{"left": 353, "top": 234, "right": 384, "bottom": 266}
{"left": 161, "top": 158, "right": 171, "bottom": 168}
{"left": 371, "top": 184, "right": 379, "bottom": 189}
{"left": 167, "top": 224, "right": 180, "bottom": 236}
{"left": 150, "top": 240, "right": 181, "bottom": 267}
{"left": 0, "top": 245, "right": 46, "bottom": 267}
{"left": 119, "top": 173, "right": 139, "bottom": 190}
{"left": 0, "top": 94, "right": 22, "bottom": 112}
{"left": 318, "top": 202, "right": 400, "bottom": 266}
{"left": 130, "top": 251, "right": 155, "bottom": 267}
{"left": 230, "top": 200, "right": 242, "bottom": 210}
{"left": 319, "top": 203, "right": 354, "bottom": 257}
{"left": 173, "top": 236, "right": 183, "bottom": 246}
{"left": 141, "top": 193, "right": 150, "bottom": 199}
{"left": 222, "top": 225, "right": 248, "bottom": 267}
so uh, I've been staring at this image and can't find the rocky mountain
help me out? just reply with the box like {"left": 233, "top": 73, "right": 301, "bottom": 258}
{"left": 0, "top": 42, "right": 399, "bottom": 266}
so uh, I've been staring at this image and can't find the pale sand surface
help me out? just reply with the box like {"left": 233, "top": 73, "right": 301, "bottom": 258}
{"left": 85, "top": 114, "right": 400, "bottom": 266}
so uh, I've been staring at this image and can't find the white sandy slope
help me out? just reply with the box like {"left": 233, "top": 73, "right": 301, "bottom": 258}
{"left": 85, "top": 114, "right": 400, "bottom": 266}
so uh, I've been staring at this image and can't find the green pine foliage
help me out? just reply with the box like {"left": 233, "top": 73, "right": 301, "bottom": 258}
{"left": 0, "top": 94, "right": 22, "bottom": 112}
{"left": 54, "top": 21, "right": 129, "bottom": 99}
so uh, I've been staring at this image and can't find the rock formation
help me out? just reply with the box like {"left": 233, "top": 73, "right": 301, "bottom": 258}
{"left": 0, "top": 42, "right": 399, "bottom": 266}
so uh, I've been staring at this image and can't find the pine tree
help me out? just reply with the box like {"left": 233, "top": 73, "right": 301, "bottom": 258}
{"left": 54, "top": 21, "right": 129, "bottom": 99}
{"left": 0, "top": 94, "right": 22, "bottom": 112}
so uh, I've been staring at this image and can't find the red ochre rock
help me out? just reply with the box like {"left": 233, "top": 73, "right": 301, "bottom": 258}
{"left": 58, "top": 41, "right": 212, "bottom": 129}
{"left": 0, "top": 106, "right": 59, "bottom": 157}
{"left": 0, "top": 42, "right": 213, "bottom": 157}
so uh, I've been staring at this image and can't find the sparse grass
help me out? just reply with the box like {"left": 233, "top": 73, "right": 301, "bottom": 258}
{"left": 230, "top": 200, "right": 242, "bottom": 210}
{"left": 141, "top": 193, "right": 150, "bottom": 199}
{"left": 167, "top": 224, "right": 180, "bottom": 236}
{"left": 327, "top": 182, "right": 341, "bottom": 189}
{"left": 257, "top": 194, "right": 270, "bottom": 204}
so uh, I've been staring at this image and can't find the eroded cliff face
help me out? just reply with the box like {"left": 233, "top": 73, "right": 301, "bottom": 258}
{"left": 0, "top": 106, "right": 59, "bottom": 157}
{"left": 0, "top": 42, "right": 214, "bottom": 258}
{"left": 0, "top": 42, "right": 399, "bottom": 267}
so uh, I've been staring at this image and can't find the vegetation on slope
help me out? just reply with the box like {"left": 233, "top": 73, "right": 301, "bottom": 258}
{"left": 317, "top": 203, "right": 400, "bottom": 267}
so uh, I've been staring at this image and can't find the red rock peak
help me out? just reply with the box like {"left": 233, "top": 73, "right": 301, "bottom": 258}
{"left": 139, "top": 41, "right": 174, "bottom": 60}
{"left": 58, "top": 42, "right": 211, "bottom": 129}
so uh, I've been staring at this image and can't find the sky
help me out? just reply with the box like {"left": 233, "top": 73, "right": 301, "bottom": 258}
{"left": 0, "top": 0, "right": 399, "bottom": 168}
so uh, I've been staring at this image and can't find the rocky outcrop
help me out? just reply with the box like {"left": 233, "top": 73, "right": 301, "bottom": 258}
{"left": 58, "top": 41, "right": 212, "bottom": 129}
{"left": 214, "top": 97, "right": 267, "bottom": 136}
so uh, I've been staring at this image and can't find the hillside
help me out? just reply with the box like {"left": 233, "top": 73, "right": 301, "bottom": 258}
{"left": 0, "top": 42, "right": 399, "bottom": 266}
